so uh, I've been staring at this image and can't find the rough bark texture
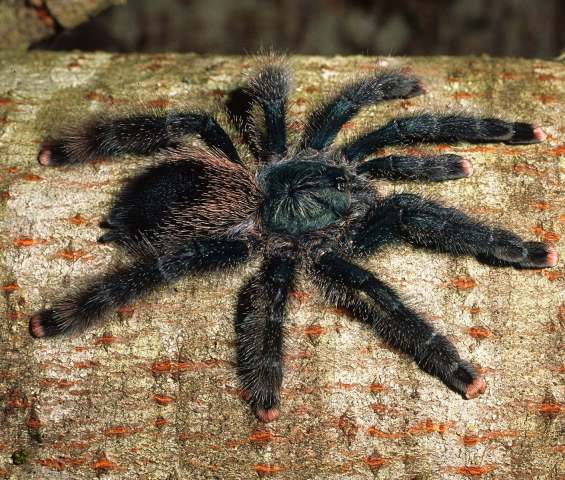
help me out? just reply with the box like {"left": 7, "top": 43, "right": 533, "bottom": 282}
{"left": 0, "top": 0, "right": 125, "bottom": 50}
{"left": 0, "top": 52, "right": 563, "bottom": 479}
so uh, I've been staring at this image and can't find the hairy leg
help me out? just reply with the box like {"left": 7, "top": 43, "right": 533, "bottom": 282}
{"left": 245, "top": 63, "right": 291, "bottom": 160}
{"left": 311, "top": 253, "right": 485, "bottom": 398}
{"left": 351, "top": 194, "right": 558, "bottom": 267}
{"left": 39, "top": 111, "right": 241, "bottom": 166}
{"left": 301, "top": 72, "right": 423, "bottom": 151}
{"left": 29, "top": 240, "right": 248, "bottom": 338}
{"left": 235, "top": 255, "right": 296, "bottom": 422}
{"left": 356, "top": 154, "right": 472, "bottom": 181}
{"left": 343, "top": 114, "right": 546, "bottom": 162}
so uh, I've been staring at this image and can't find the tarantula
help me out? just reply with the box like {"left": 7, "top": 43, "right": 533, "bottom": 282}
{"left": 29, "top": 59, "right": 557, "bottom": 423}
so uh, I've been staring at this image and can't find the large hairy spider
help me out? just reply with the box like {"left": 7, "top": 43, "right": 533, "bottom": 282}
{"left": 29, "top": 59, "right": 557, "bottom": 423}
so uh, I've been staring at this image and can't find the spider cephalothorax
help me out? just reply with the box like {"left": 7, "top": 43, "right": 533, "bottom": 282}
{"left": 30, "top": 58, "right": 557, "bottom": 423}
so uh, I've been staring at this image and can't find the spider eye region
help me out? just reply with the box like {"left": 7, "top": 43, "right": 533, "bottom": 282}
{"left": 259, "top": 161, "right": 352, "bottom": 235}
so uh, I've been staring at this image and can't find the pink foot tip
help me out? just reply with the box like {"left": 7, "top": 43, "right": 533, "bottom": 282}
{"left": 461, "top": 159, "right": 474, "bottom": 177}
{"left": 533, "top": 126, "right": 547, "bottom": 142}
{"left": 546, "top": 246, "right": 558, "bottom": 267}
{"left": 256, "top": 407, "right": 280, "bottom": 423}
{"left": 465, "top": 376, "right": 487, "bottom": 399}
{"left": 29, "top": 314, "right": 45, "bottom": 338}
{"left": 38, "top": 147, "right": 52, "bottom": 166}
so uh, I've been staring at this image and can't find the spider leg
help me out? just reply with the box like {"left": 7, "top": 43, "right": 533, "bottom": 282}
{"left": 356, "top": 154, "right": 472, "bottom": 181}
{"left": 235, "top": 255, "right": 296, "bottom": 422}
{"left": 351, "top": 194, "right": 558, "bottom": 268}
{"left": 301, "top": 72, "right": 423, "bottom": 151}
{"left": 29, "top": 240, "right": 248, "bottom": 338}
{"left": 343, "top": 114, "right": 546, "bottom": 162}
{"left": 311, "top": 252, "right": 486, "bottom": 399}
{"left": 38, "top": 111, "right": 241, "bottom": 166}
{"left": 244, "top": 63, "right": 291, "bottom": 160}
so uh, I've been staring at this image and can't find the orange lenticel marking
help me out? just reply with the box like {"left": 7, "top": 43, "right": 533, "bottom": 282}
{"left": 94, "top": 334, "right": 117, "bottom": 345}
{"left": 530, "top": 226, "right": 560, "bottom": 242}
{"left": 290, "top": 290, "right": 311, "bottom": 302}
{"left": 103, "top": 426, "right": 130, "bottom": 437}
{"left": 255, "top": 464, "right": 285, "bottom": 475}
{"left": 13, "top": 237, "right": 47, "bottom": 247}
{"left": 38, "top": 458, "right": 66, "bottom": 471}
{"left": 464, "top": 430, "right": 518, "bottom": 446}
{"left": 2, "top": 282, "right": 18, "bottom": 293}
{"left": 550, "top": 145, "right": 565, "bottom": 156}
{"left": 452, "top": 92, "right": 475, "bottom": 99}
{"left": 23, "top": 173, "right": 42, "bottom": 181}
{"left": 369, "top": 383, "right": 388, "bottom": 393}
{"left": 542, "top": 270, "right": 563, "bottom": 282}
{"left": 532, "top": 201, "right": 551, "bottom": 210}
{"left": 304, "top": 325, "right": 325, "bottom": 337}
{"left": 249, "top": 430, "right": 273, "bottom": 443}
{"left": 116, "top": 305, "right": 135, "bottom": 315}
{"left": 68, "top": 214, "right": 88, "bottom": 225}
{"left": 450, "top": 277, "right": 477, "bottom": 290}
{"left": 55, "top": 249, "right": 92, "bottom": 261}
{"left": 93, "top": 455, "right": 123, "bottom": 471}
{"left": 466, "top": 326, "right": 493, "bottom": 339}
{"left": 26, "top": 418, "right": 42, "bottom": 429}
{"left": 529, "top": 402, "right": 564, "bottom": 416}
{"left": 408, "top": 419, "right": 453, "bottom": 435}
{"left": 155, "top": 417, "right": 168, "bottom": 427}
{"left": 513, "top": 163, "right": 544, "bottom": 176}
{"left": 154, "top": 394, "right": 175, "bottom": 405}
{"left": 448, "top": 465, "right": 497, "bottom": 476}
{"left": 535, "top": 94, "right": 559, "bottom": 104}
{"left": 364, "top": 455, "right": 387, "bottom": 471}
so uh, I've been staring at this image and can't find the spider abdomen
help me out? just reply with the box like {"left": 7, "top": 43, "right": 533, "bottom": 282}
{"left": 259, "top": 160, "right": 351, "bottom": 235}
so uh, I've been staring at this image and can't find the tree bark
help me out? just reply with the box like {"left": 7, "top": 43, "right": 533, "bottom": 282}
{"left": 0, "top": 0, "right": 125, "bottom": 50}
{"left": 0, "top": 51, "right": 563, "bottom": 479}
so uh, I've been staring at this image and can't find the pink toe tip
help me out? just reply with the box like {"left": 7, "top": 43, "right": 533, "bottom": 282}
{"left": 461, "top": 159, "right": 474, "bottom": 177}
{"left": 546, "top": 246, "right": 558, "bottom": 267}
{"left": 465, "top": 376, "right": 487, "bottom": 399}
{"left": 533, "top": 126, "right": 547, "bottom": 142}
{"left": 29, "top": 314, "right": 45, "bottom": 338}
{"left": 38, "top": 148, "right": 52, "bottom": 166}
{"left": 256, "top": 407, "right": 280, "bottom": 423}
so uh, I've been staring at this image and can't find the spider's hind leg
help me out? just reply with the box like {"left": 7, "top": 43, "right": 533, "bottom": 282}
{"left": 30, "top": 240, "right": 249, "bottom": 338}
{"left": 311, "top": 253, "right": 486, "bottom": 399}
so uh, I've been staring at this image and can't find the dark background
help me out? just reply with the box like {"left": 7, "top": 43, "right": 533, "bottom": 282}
{"left": 37, "top": 0, "right": 565, "bottom": 58}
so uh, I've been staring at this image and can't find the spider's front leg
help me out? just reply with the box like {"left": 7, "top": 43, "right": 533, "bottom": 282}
{"left": 343, "top": 114, "right": 546, "bottom": 163}
{"left": 29, "top": 240, "right": 248, "bottom": 337}
{"left": 235, "top": 254, "right": 296, "bottom": 422}
{"left": 245, "top": 63, "right": 290, "bottom": 160}
{"left": 311, "top": 253, "right": 486, "bottom": 399}
{"left": 301, "top": 71, "right": 424, "bottom": 152}
{"left": 356, "top": 153, "right": 472, "bottom": 182}
{"left": 352, "top": 193, "right": 558, "bottom": 268}
{"left": 39, "top": 111, "right": 241, "bottom": 166}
